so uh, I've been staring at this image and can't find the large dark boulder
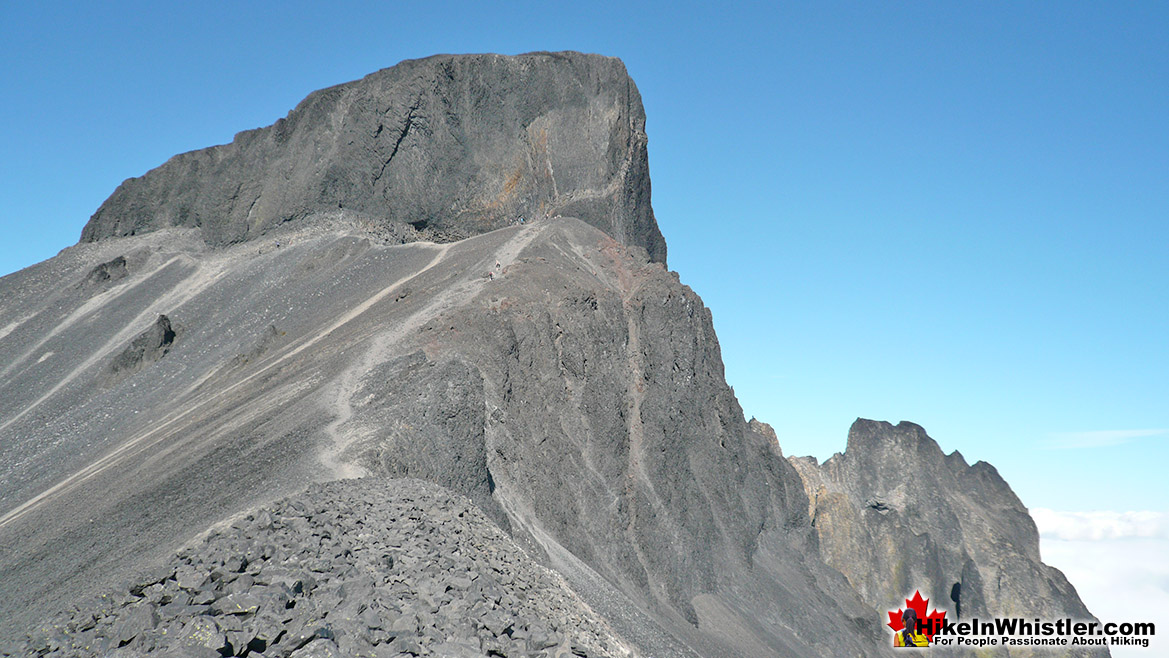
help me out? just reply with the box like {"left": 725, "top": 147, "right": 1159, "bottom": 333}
{"left": 79, "top": 52, "right": 666, "bottom": 264}
{"left": 106, "top": 314, "right": 179, "bottom": 385}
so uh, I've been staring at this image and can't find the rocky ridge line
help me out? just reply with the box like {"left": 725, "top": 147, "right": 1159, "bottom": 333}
{"left": 5, "top": 479, "right": 630, "bottom": 658}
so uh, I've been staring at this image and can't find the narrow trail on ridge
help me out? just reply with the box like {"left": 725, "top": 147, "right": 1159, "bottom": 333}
{"left": 0, "top": 238, "right": 461, "bottom": 530}
{"left": 321, "top": 222, "right": 549, "bottom": 478}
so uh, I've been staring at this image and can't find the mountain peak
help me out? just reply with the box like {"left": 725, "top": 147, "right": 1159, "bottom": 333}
{"left": 80, "top": 51, "right": 666, "bottom": 264}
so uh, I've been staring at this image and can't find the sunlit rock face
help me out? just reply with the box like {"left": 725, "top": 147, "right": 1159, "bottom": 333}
{"left": 79, "top": 52, "right": 666, "bottom": 266}
{"left": 790, "top": 419, "right": 1106, "bottom": 657}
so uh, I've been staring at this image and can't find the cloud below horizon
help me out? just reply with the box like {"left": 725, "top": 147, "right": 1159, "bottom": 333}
{"left": 1032, "top": 508, "right": 1169, "bottom": 541}
{"left": 1040, "top": 533, "right": 1169, "bottom": 657}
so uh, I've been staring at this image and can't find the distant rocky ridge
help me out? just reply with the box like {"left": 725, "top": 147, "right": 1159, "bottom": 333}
{"left": 80, "top": 52, "right": 666, "bottom": 265}
{"left": 790, "top": 420, "right": 1107, "bottom": 657}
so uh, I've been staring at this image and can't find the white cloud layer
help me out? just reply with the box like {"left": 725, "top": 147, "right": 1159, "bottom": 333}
{"left": 1044, "top": 429, "right": 1166, "bottom": 449}
{"left": 1032, "top": 508, "right": 1169, "bottom": 541}
{"left": 1041, "top": 536, "right": 1169, "bottom": 657}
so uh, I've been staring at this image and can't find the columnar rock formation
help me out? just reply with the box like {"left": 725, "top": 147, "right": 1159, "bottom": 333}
{"left": 80, "top": 52, "right": 666, "bottom": 265}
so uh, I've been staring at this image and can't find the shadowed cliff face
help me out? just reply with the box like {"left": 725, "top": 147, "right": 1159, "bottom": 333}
{"left": 79, "top": 52, "right": 666, "bottom": 265}
{"left": 790, "top": 420, "right": 1107, "bottom": 657}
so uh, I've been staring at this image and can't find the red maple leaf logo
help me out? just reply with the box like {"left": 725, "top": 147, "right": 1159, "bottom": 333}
{"left": 887, "top": 590, "right": 947, "bottom": 642}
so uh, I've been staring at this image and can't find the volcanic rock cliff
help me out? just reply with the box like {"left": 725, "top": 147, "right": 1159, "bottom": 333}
{"left": 80, "top": 52, "right": 665, "bottom": 265}
{"left": 0, "top": 53, "right": 1101, "bottom": 657}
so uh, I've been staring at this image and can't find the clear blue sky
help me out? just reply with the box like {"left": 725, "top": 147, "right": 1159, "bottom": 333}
{"left": 2, "top": 2, "right": 1166, "bottom": 514}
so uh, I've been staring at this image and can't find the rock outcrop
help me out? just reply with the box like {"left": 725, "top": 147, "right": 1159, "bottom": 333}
{"left": 79, "top": 256, "right": 129, "bottom": 290}
{"left": 105, "top": 314, "right": 179, "bottom": 385}
{"left": 789, "top": 420, "right": 1105, "bottom": 657}
{"left": 79, "top": 52, "right": 666, "bottom": 265}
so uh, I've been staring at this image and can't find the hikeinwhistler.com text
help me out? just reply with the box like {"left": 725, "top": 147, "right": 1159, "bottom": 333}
{"left": 921, "top": 617, "right": 1155, "bottom": 649}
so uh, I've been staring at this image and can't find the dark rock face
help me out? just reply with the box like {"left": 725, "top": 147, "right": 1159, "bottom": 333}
{"left": 324, "top": 222, "right": 888, "bottom": 656}
{"left": 789, "top": 420, "right": 1107, "bottom": 657}
{"left": 106, "top": 314, "right": 180, "bottom": 384}
{"left": 6, "top": 479, "right": 627, "bottom": 658}
{"left": 80, "top": 256, "right": 128, "bottom": 290}
{"left": 80, "top": 52, "right": 666, "bottom": 265}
